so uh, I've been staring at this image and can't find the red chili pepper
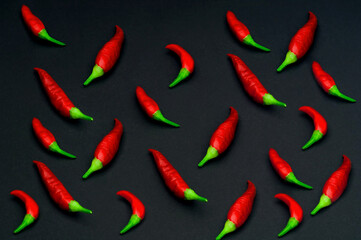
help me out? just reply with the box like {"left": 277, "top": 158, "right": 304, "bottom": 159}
{"left": 149, "top": 149, "right": 207, "bottom": 202}
{"left": 166, "top": 44, "right": 194, "bottom": 88}
{"left": 136, "top": 86, "right": 180, "bottom": 127}
{"left": 32, "top": 117, "right": 76, "bottom": 159}
{"left": 21, "top": 5, "right": 65, "bottom": 46}
{"left": 228, "top": 54, "right": 287, "bottom": 107}
{"left": 299, "top": 106, "right": 327, "bottom": 150}
{"left": 311, "top": 155, "right": 351, "bottom": 215}
{"left": 269, "top": 148, "right": 312, "bottom": 189}
{"left": 216, "top": 181, "right": 256, "bottom": 240}
{"left": 226, "top": 11, "right": 270, "bottom": 52}
{"left": 198, "top": 107, "right": 238, "bottom": 167}
{"left": 83, "top": 119, "right": 123, "bottom": 179}
{"left": 312, "top": 61, "right": 356, "bottom": 102}
{"left": 117, "top": 191, "right": 145, "bottom": 234}
{"left": 34, "top": 68, "right": 93, "bottom": 121}
{"left": 10, "top": 190, "right": 39, "bottom": 234}
{"left": 275, "top": 193, "right": 303, "bottom": 237}
{"left": 277, "top": 12, "right": 317, "bottom": 72}
{"left": 84, "top": 26, "right": 124, "bottom": 86}
{"left": 33, "top": 161, "right": 92, "bottom": 214}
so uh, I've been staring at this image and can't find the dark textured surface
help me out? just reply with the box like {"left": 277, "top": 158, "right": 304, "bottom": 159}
{"left": 1, "top": 0, "right": 360, "bottom": 239}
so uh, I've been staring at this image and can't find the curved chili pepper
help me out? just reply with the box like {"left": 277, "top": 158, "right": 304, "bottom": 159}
{"left": 83, "top": 119, "right": 123, "bottom": 179}
{"left": 21, "top": 5, "right": 65, "bottom": 46}
{"left": 312, "top": 61, "right": 356, "bottom": 102}
{"left": 311, "top": 155, "right": 351, "bottom": 215}
{"left": 275, "top": 193, "right": 303, "bottom": 237}
{"left": 166, "top": 44, "right": 194, "bottom": 88}
{"left": 299, "top": 106, "right": 327, "bottom": 150}
{"left": 32, "top": 117, "right": 76, "bottom": 159}
{"left": 149, "top": 149, "right": 207, "bottom": 202}
{"left": 136, "top": 86, "right": 180, "bottom": 127}
{"left": 269, "top": 148, "right": 312, "bottom": 189}
{"left": 226, "top": 11, "right": 270, "bottom": 52}
{"left": 117, "top": 191, "right": 145, "bottom": 234}
{"left": 84, "top": 26, "right": 124, "bottom": 86}
{"left": 228, "top": 54, "right": 287, "bottom": 107}
{"left": 277, "top": 12, "right": 317, "bottom": 72}
{"left": 198, "top": 107, "right": 238, "bottom": 167}
{"left": 34, "top": 68, "right": 93, "bottom": 121}
{"left": 10, "top": 190, "right": 39, "bottom": 234}
{"left": 33, "top": 161, "right": 92, "bottom": 214}
{"left": 216, "top": 181, "right": 256, "bottom": 240}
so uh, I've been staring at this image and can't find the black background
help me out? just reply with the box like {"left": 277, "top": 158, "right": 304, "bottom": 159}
{"left": 1, "top": 0, "right": 360, "bottom": 239}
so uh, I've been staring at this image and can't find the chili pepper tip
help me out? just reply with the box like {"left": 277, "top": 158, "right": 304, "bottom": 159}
{"left": 48, "top": 142, "right": 76, "bottom": 159}
{"left": 169, "top": 68, "right": 191, "bottom": 88}
{"left": 328, "top": 85, "right": 356, "bottom": 102}
{"left": 311, "top": 194, "right": 332, "bottom": 215}
{"left": 69, "top": 107, "right": 93, "bottom": 121}
{"left": 120, "top": 214, "right": 142, "bottom": 234}
{"left": 277, "top": 51, "right": 297, "bottom": 72}
{"left": 38, "top": 29, "right": 66, "bottom": 46}
{"left": 68, "top": 200, "right": 92, "bottom": 214}
{"left": 83, "top": 65, "right": 104, "bottom": 86}
{"left": 216, "top": 219, "right": 236, "bottom": 240}
{"left": 13, "top": 214, "right": 35, "bottom": 234}
{"left": 82, "top": 158, "right": 103, "bottom": 179}
{"left": 184, "top": 188, "right": 208, "bottom": 202}
{"left": 243, "top": 35, "right": 271, "bottom": 52}
{"left": 153, "top": 110, "right": 180, "bottom": 127}
{"left": 278, "top": 217, "right": 299, "bottom": 237}
{"left": 198, "top": 146, "right": 219, "bottom": 167}
{"left": 302, "top": 130, "right": 323, "bottom": 150}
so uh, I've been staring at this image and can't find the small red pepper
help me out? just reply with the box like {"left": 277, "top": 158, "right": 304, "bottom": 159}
{"left": 216, "top": 181, "right": 256, "bottom": 240}
{"left": 269, "top": 148, "right": 312, "bottom": 189}
{"left": 149, "top": 149, "right": 207, "bottom": 202}
{"left": 311, "top": 155, "right": 351, "bottom": 215}
{"left": 198, "top": 107, "right": 238, "bottom": 167}
{"left": 21, "top": 5, "right": 65, "bottom": 46}
{"left": 84, "top": 26, "right": 124, "bottom": 86}
{"left": 32, "top": 117, "right": 76, "bottom": 159}
{"left": 299, "top": 106, "right": 327, "bottom": 150}
{"left": 226, "top": 11, "right": 270, "bottom": 52}
{"left": 34, "top": 68, "right": 93, "bottom": 121}
{"left": 166, "top": 44, "right": 194, "bottom": 88}
{"left": 10, "top": 190, "right": 39, "bottom": 234}
{"left": 277, "top": 12, "right": 317, "bottom": 72}
{"left": 312, "top": 61, "right": 356, "bottom": 102}
{"left": 136, "top": 86, "right": 180, "bottom": 127}
{"left": 117, "top": 190, "right": 145, "bottom": 234}
{"left": 33, "top": 161, "right": 92, "bottom": 214}
{"left": 228, "top": 54, "right": 287, "bottom": 107}
{"left": 275, "top": 193, "right": 303, "bottom": 237}
{"left": 83, "top": 119, "right": 123, "bottom": 179}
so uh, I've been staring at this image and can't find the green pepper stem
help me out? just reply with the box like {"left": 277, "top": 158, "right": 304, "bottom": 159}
{"left": 120, "top": 214, "right": 142, "bottom": 234}
{"left": 216, "top": 219, "right": 237, "bottom": 240}
{"left": 277, "top": 51, "right": 297, "bottom": 72}
{"left": 82, "top": 158, "right": 103, "bottom": 179}
{"left": 152, "top": 110, "right": 180, "bottom": 127}
{"left": 169, "top": 68, "right": 190, "bottom": 88}
{"left": 49, "top": 141, "right": 76, "bottom": 159}
{"left": 263, "top": 93, "right": 287, "bottom": 107}
{"left": 198, "top": 146, "right": 219, "bottom": 167}
{"left": 278, "top": 217, "right": 299, "bottom": 237}
{"left": 184, "top": 188, "right": 208, "bottom": 202}
{"left": 243, "top": 34, "right": 270, "bottom": 52}
{"left": 38, "top": 29, "right": 66, "bottom": 46}
{"left": 329, "top": 85, "right": 356, "bottom": 102}
{"left": 302, "top": 130, "right": 323, "bottom": 150}
{"left": 69, "top": 107, "right": 93, "bottom": 121}
{"left": 285, "top": 172, "right": 313, "bottom": 189}
{"left": 13, "top": 214, "right": 35, "bottom": 234}
{"left": 68, "top": 200, "right": 92, "bottom": 214}
{"left": 311, "top": 194, "right": 332, "bottom": 215}
{"left": 83, "top": 64, "right": 104, "bottom": 86}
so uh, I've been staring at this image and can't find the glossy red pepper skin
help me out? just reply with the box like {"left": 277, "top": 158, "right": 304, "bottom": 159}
{"left": 269, "top": 148, "right": 312, "bottom": 189}
{"left": 33, "top": 161, "right": 92, "bottom": 214}
{"left": 136, "top": 86, "right": 180, "bottom": 127}
{"left": 312, "top": 62, "right": 356, "bottom": 102}
{"left": 34, "top": 68, "right": 93, "bottom": 121}
{"left": 216, "top": 181, "right": 256, "bottom": 240}
{"left": 166, "top": 44, "right": 194, "bottom": 88}
{"left": 311, "top": 155, "right": 351, "bottom": 215}
{"left": 84, "top": 26, "right": 124, "bottom": 86}
{"left": 226, "top": 11, "right": 270, "bottom": 52}
{"left": 21, "top": 5, "right": 65, "bottom": 46}
{"left": 228, "top": 54, "right": 286, "bottom": 107}
{"left": 10, "top": 190, "right": 39, "bottom": 234}
{"left": 32, "top": 118, "right": 76, "bottom": 158}
{"left": 198, "top": 107, "right": 238, "bottom": 167}
{"left": 149, "top": 149, "right": 207, "bottom": 202}
{"left": 83, "top": 119, "right": 123, "bottom": 179}
{"left": 277, "top": 12, "right": 317, "bottom": 72}
{"left": 117, "top": 191, "right": 145, "bottom": 234}
{"left": 275, "top": 193, "right": 303, "bottom": 237}
{"left": 299, "top": 106, "right": 327, "bottom": 150}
